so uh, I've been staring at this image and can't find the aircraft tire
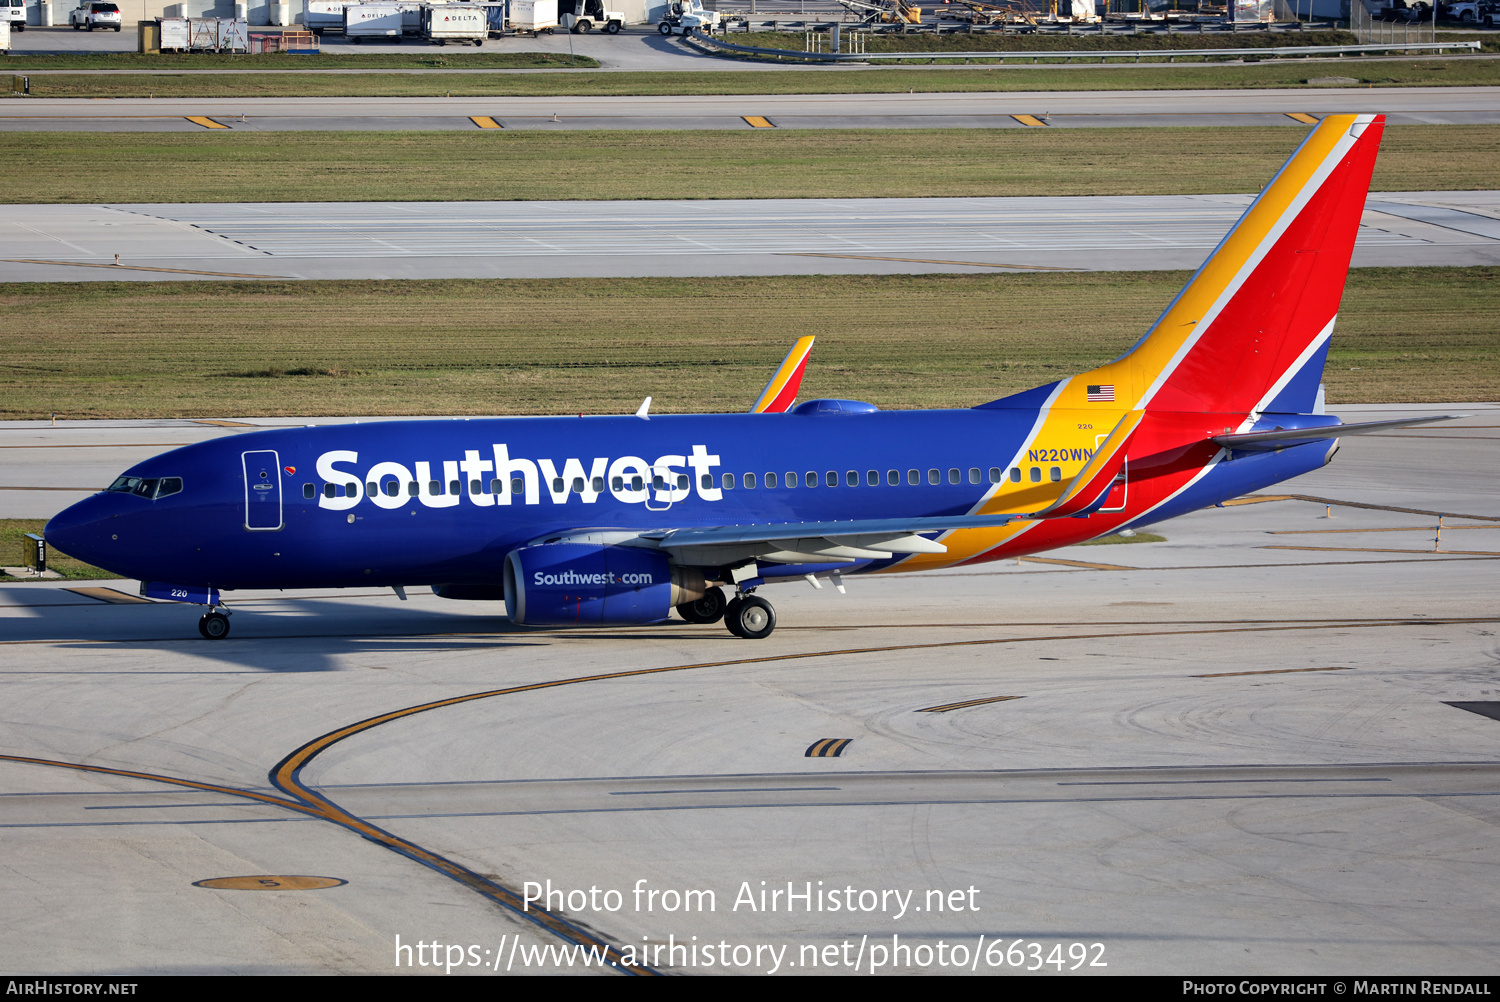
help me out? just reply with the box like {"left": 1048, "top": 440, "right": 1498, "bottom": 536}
{"left": 677, "top": 586, "right": 727, "bottom": 624}
{"left": 723, "top": 598, "right": 745, "bottom": 637}
{"left": 727, "top": 595, "right": 775, "bottom": 640}
{"left": 198, "top": 612, "right": 231, "bottom": 640}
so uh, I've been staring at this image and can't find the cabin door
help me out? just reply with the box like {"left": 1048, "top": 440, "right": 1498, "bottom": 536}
{"left": 243, "top": 450, "right": 284, "bottom": 531}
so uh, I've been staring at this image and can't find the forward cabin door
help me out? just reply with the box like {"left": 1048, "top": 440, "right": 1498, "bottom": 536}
{"left": 243, "top": 450, "right": 284, "bottom": 531}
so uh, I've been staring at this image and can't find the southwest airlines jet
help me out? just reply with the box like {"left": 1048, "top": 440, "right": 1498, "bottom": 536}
{"left": 45, "top": 114, "right": 1450, "bottom": 641}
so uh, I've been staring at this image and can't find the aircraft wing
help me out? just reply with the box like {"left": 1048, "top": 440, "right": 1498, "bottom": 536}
{"left": 642, "top": 513, "right": 1032, "bottom": 565}
{"left": 1211, "top": 414, "right": 1463, "bottom": 450}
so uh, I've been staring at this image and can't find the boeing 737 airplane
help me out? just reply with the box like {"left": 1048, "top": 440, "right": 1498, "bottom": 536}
{"left": 45, "top": 113, "right": 1454, "bottom": 641}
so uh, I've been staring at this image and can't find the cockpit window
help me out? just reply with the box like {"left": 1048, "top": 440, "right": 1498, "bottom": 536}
{"left": 106, "top": 475, "right": 182, "bottom": 499}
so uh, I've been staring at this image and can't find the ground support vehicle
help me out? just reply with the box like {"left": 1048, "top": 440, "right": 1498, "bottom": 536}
{"left": 560, "top": 0, "right": 622, "bottom": 32}
{"left": 2, "top": 0, "right": 25, "bottom": 33}
{"left": 70, "top": 1, "right": 122, "bottom": 30}
{"left": 421, "top": 2, "right": 486, "bottom": 42}
{"left": 657, "top": 0, "right": 717, "bottom": 33}
{"left": 343, "top": 1, "right": 403, "bottom": 40}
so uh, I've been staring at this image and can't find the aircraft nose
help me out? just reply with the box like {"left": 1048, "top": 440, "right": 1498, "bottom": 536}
{"left": 44, "top": 495, "right": 112, "bottom": 566}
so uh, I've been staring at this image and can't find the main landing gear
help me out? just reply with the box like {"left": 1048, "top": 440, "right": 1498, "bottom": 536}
{"left": 676, "top": 585, "right": 777, "bottom": 640}
{"left": 198, "top": 608, "right": 231, "bottom": 639}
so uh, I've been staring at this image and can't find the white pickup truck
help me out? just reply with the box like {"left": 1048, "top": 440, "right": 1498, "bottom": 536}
{"left": 70, "top": 1, "right": 122, "bottom": 29}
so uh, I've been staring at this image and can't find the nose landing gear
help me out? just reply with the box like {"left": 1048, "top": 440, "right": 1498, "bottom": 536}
{"left": 198, "top": 608, "right": 231, "bottom": 639}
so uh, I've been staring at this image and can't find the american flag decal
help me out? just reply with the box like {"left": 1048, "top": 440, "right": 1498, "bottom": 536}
{"left": 1086, "top": 384, "right": 1115, "bottom": 402}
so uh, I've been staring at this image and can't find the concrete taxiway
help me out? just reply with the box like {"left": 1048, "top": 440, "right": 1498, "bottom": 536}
{"left": 4, "top": 86, "right": 1499, "bottom": 132}
{"left": 1, "top": 404, "right": 1498, "bottom": 974}
{"left": 2, "top": 191, "right": 1497, "bottom": 282}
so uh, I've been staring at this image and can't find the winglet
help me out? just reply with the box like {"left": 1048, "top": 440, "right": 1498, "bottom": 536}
{"left": 750, "top": 336, "right": 816, "bottom": 414}
{"left": 635, "top": 396, "right": 652, "bottom": 420}
{"left": 1032, "top": 410, "right": 1145, "bottom": 519}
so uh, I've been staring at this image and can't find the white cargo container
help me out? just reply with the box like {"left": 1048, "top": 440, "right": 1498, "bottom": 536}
{"left": 158, "top": 15, "right": 188, "bottom": 48}
{"left": 343, "top": 1, "right": 402, "bottom": 40}
{"left": 421, "top": 1, "right": 485, "bottom": 42}
{"left": 396, "top": 0, "right": 451, "bottom": 33}
{"left": 303, "top": 0, "right": 346, "bottom": 32}
{"left": 509, "top": 0, "right": 558, "bottom": 30}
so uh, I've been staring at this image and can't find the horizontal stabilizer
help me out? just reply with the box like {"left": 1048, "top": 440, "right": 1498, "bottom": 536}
{"left": 1212, "top": 414, "right": 1462, "bottom": 450}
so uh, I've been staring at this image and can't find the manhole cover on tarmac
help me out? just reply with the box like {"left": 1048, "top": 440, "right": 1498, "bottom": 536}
{"left": 193, "top": 875, "right": 346, "bottom": 891}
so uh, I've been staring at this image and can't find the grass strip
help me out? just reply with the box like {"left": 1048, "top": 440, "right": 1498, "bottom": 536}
{"left": 7, "top": 58, "right": 1499, "bottom": 97}
{"left": 0, "top": 51, "right": 595, "bottom": 71}
{"left": 0, "top": 267, "right": 1493, "bottom": 420}
{"left": 2, "top": 125, "right": 1496, "bottom": 203}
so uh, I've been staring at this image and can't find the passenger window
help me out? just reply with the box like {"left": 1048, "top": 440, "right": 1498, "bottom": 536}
{"left": 1029, "top": 467, "right": 1040, "bottom": 483}
{"left": 450, "top": 480, "right": 461, "bottom": 495}
{"left": 324, "top": 483, "right": 337, "bottom": 498}
{"left": 1010, "top": 467, "right": 1022, "bottom": 483}
{"left": 928, "top": 469, "right": 940, "bottom": 485}
{"left": 701, "top": 474, "right": 713, "bottom": 490}
{"left": 847, "top": 471, "right": 858, "bottom": 487}
{"left": 677, "top": 474, "right": 689, "bottom": 490}
{"left": 888, "top": 470, "right": 899, "bottom": 486}
{"left": 867, "top": 470, "right": 878, "bottom": 486}
{"left": 722, "top": 473, "right": 736, "bottom": 490}
{"left": 907, "top": 469, "right": 919, "bottom": 485}
{"left": 745, "top": 472, "right": 757, "bottom": 489}
{"left": 428, "top": 481, "right": 440, "bottom": 496}
{"left": 988, "top": 468, "right": 1001, "bottom": 483}
{"left": 571, "top": 477, "right": 585, "bottom": 493}
{"left": 825, "top": 471, "right": 837, "bottom": 487}
{"left": 408, "top": 482, "right": 419, "bottom": 497}
{"left": 630, "top": 475, "right": 643, "bottom": 491}
{"left": 511, "top": 477, "right": 525, "bottom": 495}
{"left": 968, "top": 468, "right": 980, "bottom": 484}
{"left": 765, "top": 472, "right": 778, "bottom": 489}
{"left": 555, "top": 478, "right": 568, "bottom": 493}
{"left": 385, "top": 481, "right": 399, "bottom": 497}
{"left": 367, "top": 481, "right": 378, "bottom": 497}
{"left": 948, "top": 468, "right": 960, "bottom": 485}
{"left": 303, "top": 483, "right": 315, "bottom": 499}
{"left": 806, "top": 472, "right": 817, "bottom": 488}
{"left": 491, "top": 478, "right": 503, "bottom": 494}
{"left": 592, "top": 476, "right": 605, "bottom": 493}
{"left": 1050, "top": 467, "right": 1062, "bottom": 482}
{"left": 786, "top": 472, "right": 797, "bottom": 489}
{"left": 470, "top": 480, "right": 482, "bottom": 495}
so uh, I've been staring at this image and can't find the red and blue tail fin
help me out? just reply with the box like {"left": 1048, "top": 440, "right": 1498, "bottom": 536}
{"left": 1079, "top": 114, "right": 1384, "bottom": 419}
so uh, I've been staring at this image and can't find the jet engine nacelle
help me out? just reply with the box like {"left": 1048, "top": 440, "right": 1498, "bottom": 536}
{"left": 503, "top": 542, "right": 705, "bottom": 627}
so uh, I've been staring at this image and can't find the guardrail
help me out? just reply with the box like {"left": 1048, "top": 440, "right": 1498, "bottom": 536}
{"left": 688, "top": 32, "right": 1482, "bottom": 62}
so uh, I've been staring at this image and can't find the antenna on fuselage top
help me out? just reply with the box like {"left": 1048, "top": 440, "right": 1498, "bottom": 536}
{"left": 635, "top": 396, "right": 652, "bottom": 420}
